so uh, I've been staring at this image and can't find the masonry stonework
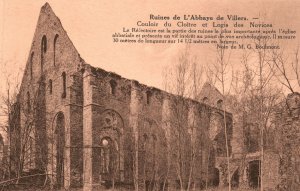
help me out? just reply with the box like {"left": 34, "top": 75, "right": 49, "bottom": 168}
{"left": 12, "top": 3, "right": 299, "bottom": 191}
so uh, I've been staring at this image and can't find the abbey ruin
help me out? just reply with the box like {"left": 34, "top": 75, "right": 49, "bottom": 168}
{"left": 7, "top": 3, "right": 300, "bottom": 191}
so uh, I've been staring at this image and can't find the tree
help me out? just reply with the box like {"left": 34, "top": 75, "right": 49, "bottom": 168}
{"left": 270, "top": 45, "right": 300, "bottom": 93}
{"left": 0, "top": 61, "right": 74, "bottom": 190}
{"left": 163, "top": 45, "right": 204, "bottom": 191}
{"left": 209, "top": 25, "right": 233, "bottom": 191}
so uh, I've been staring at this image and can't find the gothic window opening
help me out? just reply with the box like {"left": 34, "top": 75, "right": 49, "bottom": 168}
{"left": 23, "top": 124, "right": 35, "bottom": 171}
{"left": 0, "top": 134, "right": 4, "bottom": 163}
{"left": 109, "top": 80, "right": 117, "bottom": 95}
{"left": 99, "top": 110, "right": 124, "bottom": 186}
{"left": 49, "top": 79, "right": 53, "bottom": 94}
{"left": 248, "top": 160, "right": 261, "bottom": 188}
{"left": 217, "top": 99, "right": 223, "bottom": 109}
{"left": 203, "top": 97, "right": 209, "bottom": 104}
{"left": 30, "top": 52, "right": 34, "bottom": 79}
{"left": 146, "top": 91, "right": 152, "bottom": 105}
{"left": 231, "top": 168, "right": 239, "bottom": 188}
{"left": 245, "top": 123, "right": 260, "bottom": 153}
{"left": 41, "top": 35, "right": 47, "bottom": 53}
{"left": 62, "top": 72, "right": 66, "bottom": 98}
{"left": 55, "top": 112, "right": 65, "bottom": 188}
{"left": 27, "top": 92, "right": 31, "bottom": 113}
{"left": 41, "top": 35, "right": 47, "bottom": 72}
{"left": 54, "top": 34, "right": 59, "bottom": 66}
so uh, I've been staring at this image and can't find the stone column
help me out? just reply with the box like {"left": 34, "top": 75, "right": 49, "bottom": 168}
{"left": 162, "top": 95, "right": 171, "bottom": 142}
{"left": 129, "top": 81, "right": 142, "bottom": 190}
{"left": 83, "top": 68, "right": 94, "bottom": 191}
{"left": 64, "top": 106, "right": 71, "bottom": 189}
{"left": 162, "top": 95, "right": 175, "bottom": 188}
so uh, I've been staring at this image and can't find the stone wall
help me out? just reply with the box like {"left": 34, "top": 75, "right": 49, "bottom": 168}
{"left": 10, "top": 3, "right": 234, "bottom": 190}
{"left": 275, "top": 93, "right": 300, "bottom": 191}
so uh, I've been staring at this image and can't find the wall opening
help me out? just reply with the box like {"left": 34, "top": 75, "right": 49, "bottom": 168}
{"left": 203, "top": 97, "right": 209, "bottom": 104}
{"left": 98, "top": 110, "right": 126, "bottom": 188}
{"left": 146, "top": 91, "right": 152, "bottom": 105}
{"left": 54, "top": 34, "right": 59, "bottom": 66}
{"left": 30, "top": 52, "right": 34, "bottom": 79}
{"left": 55, "top": 112, "right": 65, "bottom": 189}
{"left": 217, "top": 99, "right": 223, "bottom": 109}
{"left": 248, "top": 160, "right": 260, "bottom": 188}
{"left": 62, "top": 72, "right": 66, "bottom": 98}
{"left": 27, "top": 92, "right": 31, "bottom": 113}
{"left": 0, "top": 134, "right": 4, "bottom": 163}
{"left": 41, "top": 35, "right": 47, "bottom": 72}
{"left": 231, "top": 168, "right": 239, "bottom": 188}
{"left": 244, "top": 123, "right": 260, "bottom": 153}
{"left": 210, "top": 167, "right": 220, "bottom": 187}
{"left": 49, "top": 79, "right": 53, "bottom": 94}
{"left": 109, "top": 80, "right": 117, "bottom": 95}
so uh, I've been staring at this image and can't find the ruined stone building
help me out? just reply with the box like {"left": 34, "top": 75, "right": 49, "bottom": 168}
{"left": 7, "top": 3, "right": 234, "bottom": 190}
{"left": 10, "top": 3, "right": 300, "bottom": 191}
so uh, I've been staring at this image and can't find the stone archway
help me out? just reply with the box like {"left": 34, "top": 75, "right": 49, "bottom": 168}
{"left": 98, "top": 110, "right": 124, "bottom": 189}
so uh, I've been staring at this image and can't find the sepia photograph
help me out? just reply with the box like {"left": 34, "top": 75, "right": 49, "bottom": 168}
{"left": 0, "top": 0, "right": 299, "bottom": 190}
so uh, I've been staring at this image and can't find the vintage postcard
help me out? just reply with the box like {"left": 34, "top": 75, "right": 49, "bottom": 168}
{"left": 0, "top": 0, "right": 299, "bottom": 190}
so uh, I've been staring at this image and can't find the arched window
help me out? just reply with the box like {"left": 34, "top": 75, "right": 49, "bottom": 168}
{"left": 217, "top": 99, "right": 223, "bottom": 109}
{"left": 146, "top": 91, "right": 152, "bottom": 105}
{"left": 143, "top": 134, "right": 148, "bottom": 141}
{"left": 49, "top": 79, "right": 53, "bottom": 94}
{"left": 54, "top": 34, "right": 59, "bottom": 66}
{"left": 55, "top": 112, "right": 65, "bottom": 188}
{"left": 203, "top": 97, "right": 209, "bottom": 104}
{"left": 27, "top": 92, "right": 31, "bottom": 113}
{"left": 248, "top": 160, "right": 261, "bottom": 188}
{"left": 30, "top": 52, "right": 34, "bottom": 79}
{"left": 62, "top": 72, "right": 66, "bottom": 98}
{"left": 41, "top": 35, "right": 47, "bottom": 72}
{"left": 0, "top": 134, "right": 4, "bottom": 162}
{"left": 41, "top": 35, "right": 47, "bottom": 53}
{"left": 109, "top": 80, "right": 117, "bottom": 95}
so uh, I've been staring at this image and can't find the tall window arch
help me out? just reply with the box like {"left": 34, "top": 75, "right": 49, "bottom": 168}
{"left": 0, "top": 134, "right": 4, "bottom": 163}
{"left": 30, "top": 52, "right": 34, "bottom": 79}
{"left": 41, "top": 35, "right": 47, "bottom": 72}
{"left": 55, "top": 112, "right": 65, "bottom": 188}
{"left": 62, "top": 72, "right": 66, "bottom": 98}
{"left": 49, "top": 79, "right": 53, "bottom": 94}
{"left": 54, "top": 34, "right": 59, "bottom": 66}
{"left": 146, "top": 91, "right": 152, "bottom": 105}
{"left": 109, "top": 80, "right": 117, "bottom": 95}
{"left": 41, "top": 35, "right": 47, "bottom": 53}
{"left": 27, "top": 92, "right": 31, "bottom": 113}
{"left": 217, "top": 99, "right": 223, "bottom": 109}
{"left": 99, "top": 110, "right": 124, "bottom": 185}
{"left": 203, "top": 97, "right": 209, "bottom": 104}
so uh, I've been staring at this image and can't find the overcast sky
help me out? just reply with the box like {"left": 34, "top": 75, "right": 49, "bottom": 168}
{"left": 0, "top": 0, "right": 300, "bottom": 94}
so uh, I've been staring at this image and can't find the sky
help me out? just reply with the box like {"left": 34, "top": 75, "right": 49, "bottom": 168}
{"left": 0, "top": 0, "right": 300, "bottom": 95}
